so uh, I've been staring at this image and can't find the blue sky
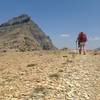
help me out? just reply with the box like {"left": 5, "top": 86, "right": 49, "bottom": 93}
{"left": 0, "top": 0, "right": 100, "bottom": 49}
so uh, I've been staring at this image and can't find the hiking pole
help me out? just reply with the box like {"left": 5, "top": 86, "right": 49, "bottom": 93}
{"left": 75, "top": 41, "right": 78, "bottom": 54}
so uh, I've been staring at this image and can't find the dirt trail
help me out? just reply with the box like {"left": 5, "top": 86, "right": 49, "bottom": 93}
{"left": 0, "top": 51, "right": 99, "bottom": 100}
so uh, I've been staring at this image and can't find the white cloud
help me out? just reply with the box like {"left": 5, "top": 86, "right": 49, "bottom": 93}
{"left": 61, "top": 33, "right": 70, "bottom": 37}
{"left": 89, "top": 36, "right": 100, "bottom": 41}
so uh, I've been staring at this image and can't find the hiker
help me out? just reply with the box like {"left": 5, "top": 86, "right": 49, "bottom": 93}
{"left": 76, "top": 32, "right": 87, "bottom": 55}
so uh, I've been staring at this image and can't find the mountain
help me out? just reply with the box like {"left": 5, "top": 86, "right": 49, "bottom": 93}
{"left": 0, "top": 14, "right": 56, "bottom": 52}
{"left": 95, "top": 48, "right": 100, "bottom": 50}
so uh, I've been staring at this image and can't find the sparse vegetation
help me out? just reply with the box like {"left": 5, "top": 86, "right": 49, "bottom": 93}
{"left": 30, "top": 85, "right": 48, "bottom": 99}
{"left": 27, "top": 63, "right": 37, "bottom": 67}
{"left": 49, "top": 73, "right": 60, "bottom": 79}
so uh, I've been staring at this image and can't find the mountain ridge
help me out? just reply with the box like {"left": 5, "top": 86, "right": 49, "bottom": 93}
{"left": 0, "top": 14, "right": 56, "bottom": 52}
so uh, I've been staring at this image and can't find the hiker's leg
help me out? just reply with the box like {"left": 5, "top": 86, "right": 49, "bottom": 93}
{"left": 78, "top": 42, "right": 81, "bottom": 54}
{"left": 79, "top": 46, "right": 82, "bottom": 54}
{"left": 83, "top": 44, "right": 86, "bottom": 55}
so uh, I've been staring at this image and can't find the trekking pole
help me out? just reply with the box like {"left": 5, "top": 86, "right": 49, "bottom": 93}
{"left": 75, "top": 41, "right": 78, "bottom": 54}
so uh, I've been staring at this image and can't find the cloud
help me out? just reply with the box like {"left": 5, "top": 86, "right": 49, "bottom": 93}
{"left": 89, "top": 36, "right": 100, "bottom": 41}
{"left": 61, "top": 33, "right": 70, "bottom": 37}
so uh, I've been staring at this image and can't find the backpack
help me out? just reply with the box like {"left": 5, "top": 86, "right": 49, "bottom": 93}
{"left": 78, "top": 32, "right": 87, "bottom": 42}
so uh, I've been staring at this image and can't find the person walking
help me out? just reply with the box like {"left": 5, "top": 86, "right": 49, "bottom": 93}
{"left": 76, "top": 32, "right": 87, "bottom": 55}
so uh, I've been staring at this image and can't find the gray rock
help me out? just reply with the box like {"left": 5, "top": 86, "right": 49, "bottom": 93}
{"left": 0, "top": 14, "right": 56, "bottom": 52}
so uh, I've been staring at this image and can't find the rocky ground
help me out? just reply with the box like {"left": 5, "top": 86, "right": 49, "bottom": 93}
{"left": 0, "top": 50, "right": 99, "bottom": 100}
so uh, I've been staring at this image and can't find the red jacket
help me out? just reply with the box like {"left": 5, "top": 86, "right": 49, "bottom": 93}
{"left": 78, "top": 32, "right": 87, "bottom": 42}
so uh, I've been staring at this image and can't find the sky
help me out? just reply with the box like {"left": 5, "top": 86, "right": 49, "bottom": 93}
{"left": 0, "top": 0, "right": 100, "bottom": 49}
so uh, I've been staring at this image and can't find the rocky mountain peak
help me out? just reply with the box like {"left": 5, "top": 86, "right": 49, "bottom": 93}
{"left": 0, "top": 14, "right": 56, "bottom": 52}
{"left": 0, "top": 14, "right": 31, "bottom": 27}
